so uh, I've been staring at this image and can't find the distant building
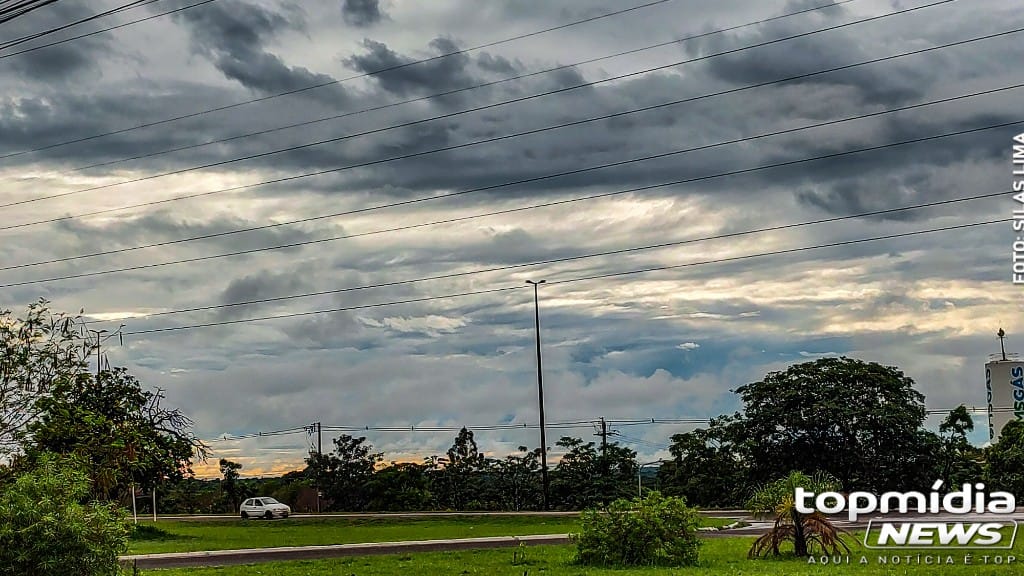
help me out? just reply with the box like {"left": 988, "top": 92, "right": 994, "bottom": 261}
{"left": 986, "top": 328, "right": 1024, "bottom": 441}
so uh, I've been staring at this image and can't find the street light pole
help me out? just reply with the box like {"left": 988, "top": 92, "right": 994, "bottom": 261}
{"left": 526, "top": 279, "right": 549, "bottom": 511}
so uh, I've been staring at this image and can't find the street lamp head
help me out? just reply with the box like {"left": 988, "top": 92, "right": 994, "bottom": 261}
{"left": 525, "top": 279, "right": 546, "bottom": 285}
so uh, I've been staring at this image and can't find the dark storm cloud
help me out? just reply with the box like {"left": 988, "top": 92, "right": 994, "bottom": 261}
{"left": 344, "top": 37, "right": 477, "bottom": 97}
{"left": 689, "top": 33, "right": 929, "bottom": 107}
{"left": 1, "top": 2, "right": 112, "bottom": 82}
{"left": 341, "top": 0, "right": 386, "bottom": 27}
{"left": 175, "top": 0, "right": 347, "bottom": 103}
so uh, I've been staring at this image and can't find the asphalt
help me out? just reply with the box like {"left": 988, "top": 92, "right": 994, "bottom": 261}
{"left": 121, "top": 510, "right": 1024, "bottom": 569}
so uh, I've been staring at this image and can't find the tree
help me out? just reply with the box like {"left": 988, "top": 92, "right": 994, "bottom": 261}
{"left": 0, "top": 455, "right": 129, "bottom": 576}
{"left": 366, "top": 462, "right": 434, "bottom": 511}
{"left": 747, "top": 471, "right": 850, "bottom": 558}
{"left": 437, "top": 427, "right": 486, "bottom": 510}
{"left": 938, "top": 405, "right": 983, "bottom": 487}
{"left": 21, "top": 367, "right": 206, "bottom": 501}
{"left": 305, "top": 434, "right": 382, "bottom": 511}
{"left": 551, "top": 436, "right": 637, "bottom": 509}
{"left": 658, "top": 414, "right": 749, "bottom": 507}
{"left": 734, "top": 357, "right": 932, "bottom": 492}
{"left": 985, "top": 419, "right": 1024, "bottom": 494}
{"left": 220, "top": 459, "right": 244, "bottom": 512}
{"left": 492, "top": 446, "right": 542, "bottom": 511}
{"left": 0, "top": 301, "right": 93, "bottom": 455}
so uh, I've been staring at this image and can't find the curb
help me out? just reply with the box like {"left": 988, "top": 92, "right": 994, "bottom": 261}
{"left": 121, "top": 534, "right": 572, "bottom": 569}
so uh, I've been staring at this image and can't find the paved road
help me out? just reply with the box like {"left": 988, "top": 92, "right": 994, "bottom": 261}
{"left": 152, "top": 509, "right": 747, "bottom": 522}
{"left": 123, "top": 511, "right": 1024, "bottom": 568}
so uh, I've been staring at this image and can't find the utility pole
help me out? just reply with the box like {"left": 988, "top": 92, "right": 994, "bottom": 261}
{"left": 599, "top": 417, "right": 608, "bottom": 459}
{"left": 525, "top": 279, "right": 549, "bottom": 511}
{"left": 86, "top": 329, "right": 107, "bottom": 378}
{"left": 316, "top": 421, "right": 322, "bottom": 514}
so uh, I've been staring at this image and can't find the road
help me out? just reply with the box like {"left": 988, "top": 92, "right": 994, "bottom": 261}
{"left": 122, "top": 510, "right": 1024, "bottom": 568}
{"left": 149, "top": 506, "right": 745, "bottom": 520}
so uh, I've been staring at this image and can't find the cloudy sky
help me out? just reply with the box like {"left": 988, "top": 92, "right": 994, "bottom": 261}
{"left": 1, "top": 0, "right": 1022, "bottom": 477}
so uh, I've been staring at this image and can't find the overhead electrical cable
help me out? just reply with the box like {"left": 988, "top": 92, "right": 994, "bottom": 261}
{"left": 57, "top": 0, "right": 858, "bottom": 176}
{"left": 0, "top": 0, "right": 675, "bottom": 158}
{"left": 81, "top": 188, "right": 1007, "bottom": 323}
{"left": 0, "top": 0, "right": 955, "bottom": 209}
{"left": 120, "top": 217, "right": 1008, "bottom": 336}
{"left": 0, "top": 0, "right": 61, "bottom": 25}
{"left": 4, "top": 82, "right": 1017, "bottom": 276}
{"left": 6, "top": 114, "right": 1020, "bottom": 290}
{"left": 0, "top": 0, "right": 217, "bottom": 57}
{"left": 0, "top": 0, "right": 161, "bottom": 50}
{"left": 2, "top": 19, "right": 1009, "bottom": 232}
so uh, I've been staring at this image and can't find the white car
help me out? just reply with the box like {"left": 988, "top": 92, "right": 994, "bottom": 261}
{"left": 240, "top": 497, "right": 291, "bottom": 519}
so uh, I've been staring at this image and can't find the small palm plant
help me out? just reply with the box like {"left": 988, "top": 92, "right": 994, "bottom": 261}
{"left": 746, "top": 471, "right": 851, "bottom": 558}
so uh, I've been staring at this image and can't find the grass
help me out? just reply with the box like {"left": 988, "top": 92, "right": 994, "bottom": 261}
{"left": 141, "top": 537, "right": 1024, "bottom": 575}
{"left": 129, "top": 514, "right": 735, "bottom": 555}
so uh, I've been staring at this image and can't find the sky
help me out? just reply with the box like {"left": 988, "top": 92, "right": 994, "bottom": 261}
{"left": 1, "top": 0, "right": 1022, "bottom": 478}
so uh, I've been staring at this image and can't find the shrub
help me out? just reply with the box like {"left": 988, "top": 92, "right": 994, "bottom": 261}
{"left": 0, "top": 456, "right": 130, "bottom": 576}
{"left": 574, "top": 491, "right": 702, "bottom": 567}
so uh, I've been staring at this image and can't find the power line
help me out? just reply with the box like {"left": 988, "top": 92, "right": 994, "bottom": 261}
{"left": 85, "top": 188, "right": 1005, "bottom": 324}
{"left": 2, "top": 0, "right": 955, "bottom": 208}
{"left": 58, "top": 0, "right": 858, "bottom": 176}
{"left": 5, "top": 82, "right": 1016, "bottom": 280}
{"left": 0, "top": 0, "right": 217, "bottom": 57}
{"left": 0, "top": 0, "right": 675, "bottom": 158}
{"left": 0, "top": 0, "right": 160, "bottom": 50}
{"left": 120, "top": 217, "right": 1008, "bottom": 337}
{"left": 0, "top": 0, "right": 61, "bottom": 25}
{"left": 204, "top": 409, "right": 997, "bottom": 444}
{"left": 3, "top": 28, "right": 1011, "bottom": 235}
{"left": 6, "top": 110, "right": 1019, "bottom": 290}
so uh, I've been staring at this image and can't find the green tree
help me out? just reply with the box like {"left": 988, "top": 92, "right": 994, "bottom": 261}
{"left": 492, "top": 446, "right": 542, "bottom": 511}
{"left": 734, "top": 357, "right": 934, "bottom": 492}
{"left": 21, "top": 367, "right": 205, "bottom": 501}
{"left": 658, "top": 415, "right": 749, "bottom": 507}
{"left": 0, "top": 455, "right": 129, "bottom": 576}
{"left": 938, "top": 405, "right": 983, "bottom": 487}
{"left": 367, "top": 462, "right": 434, "bottom": 511}
{"left": 747, "top": 471, "right": 850, "bottom": 558}
{"left": 437, "top": 427, "right": 486, "bottom": 510}
{"left": 551, "top": 436, "right": 637, "bottom": 509}
{"left": 305, "top": 434, "right": 383, "bottom": 511}
{"left": 0, "top": 300, "right": 93, "bottom": 455}
{"left": 219, "top": 459, "right": 244, "bottom": 512}
{"left": 985, "top": 419, "right": 1024, "bottom": 494}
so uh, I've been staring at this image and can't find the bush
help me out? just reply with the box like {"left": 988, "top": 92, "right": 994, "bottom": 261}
{"left": 574, "top": 491, "right": 702, "bottom": 567}
{"left": 0, "top": 456, "right": 129, "bottom": 576}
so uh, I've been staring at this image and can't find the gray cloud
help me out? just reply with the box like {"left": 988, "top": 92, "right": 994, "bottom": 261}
{"left": 0, "top": 0, "right": 1020, "bottom": 472}
{"left": 341, "top": 0, "right": 386, "bottom": 27}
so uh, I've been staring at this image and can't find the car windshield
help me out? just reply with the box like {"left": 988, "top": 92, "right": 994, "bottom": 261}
{"left": 261, "top": 498, "right": 279, "bottom": 504}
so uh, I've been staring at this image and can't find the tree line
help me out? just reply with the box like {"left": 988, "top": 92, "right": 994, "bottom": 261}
{"left": 5, "top": 300, "right": 1024, "bottom": 519}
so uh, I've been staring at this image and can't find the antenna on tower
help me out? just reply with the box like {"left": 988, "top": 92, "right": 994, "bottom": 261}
{"left": 998, "top": 328, "right": 1008, "bottom": 361}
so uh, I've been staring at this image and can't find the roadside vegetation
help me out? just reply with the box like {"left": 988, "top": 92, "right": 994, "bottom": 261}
{"left": 2, "top": 301, "right": 1022, "bottom": 573}
{"left": 139, "top": 540, "right": 1024, "bottom": 576}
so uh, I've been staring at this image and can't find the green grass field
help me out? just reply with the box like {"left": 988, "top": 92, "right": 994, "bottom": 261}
{"left": 129, "top": 515, "right": 735, "bottom": 554}
{"left": 130, "top": 515, "right": 579, "bottom": 554}
{"left": 142, "top": 538, "right": 1024, "bottom": 575}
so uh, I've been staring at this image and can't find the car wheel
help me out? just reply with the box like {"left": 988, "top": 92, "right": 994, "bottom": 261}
{"left": 264, "top": 511, "right": 273, "bottom": 520}
{"left": 241, "top": 512, "right": 248, "bottom": 520}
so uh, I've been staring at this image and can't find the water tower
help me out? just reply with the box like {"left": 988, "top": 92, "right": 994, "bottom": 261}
{"left": 986, "top": 328, "right": 1024, "bottom": 441}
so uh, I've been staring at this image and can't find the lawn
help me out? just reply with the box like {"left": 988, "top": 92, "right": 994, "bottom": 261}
{"left": 129, "top": 515, "right": 736, "bottom": 554}
{"left": 142, "top": 537, "right": 1024, "bottom": 575}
